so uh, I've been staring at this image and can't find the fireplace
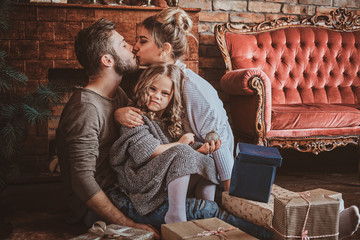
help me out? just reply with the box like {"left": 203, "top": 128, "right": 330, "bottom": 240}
{"left": 1, "top": 2, "right": 200, "bottom": 181}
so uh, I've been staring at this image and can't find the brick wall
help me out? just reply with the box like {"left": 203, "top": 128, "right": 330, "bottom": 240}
{"left": 177, "top": 0, "right": 360, "bottom": 112}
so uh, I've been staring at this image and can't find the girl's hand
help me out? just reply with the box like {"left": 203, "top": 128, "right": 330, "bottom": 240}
{"left": 114, "top": 107, "right": 144, "bottom": 128}
{"left": 197, "top": 140, "right": 222, "bottom": 154}
{"left": 178, "top": 133, "right": 195, "bottom": 145}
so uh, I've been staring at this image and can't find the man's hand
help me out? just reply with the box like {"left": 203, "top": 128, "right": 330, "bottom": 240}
{"left": 132, "top": 223, "right": 160, "bottom": 239}
{"left": 178, "top": 133, "right": 195, "bottom": 145}
{"left": 114, "top": 107, "right": 144, "bottom": 128}
{"left": 197, "top": 140, "right": 221, "bottom": 154}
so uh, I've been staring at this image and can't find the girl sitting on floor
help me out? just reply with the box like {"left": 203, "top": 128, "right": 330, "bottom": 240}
{"left": 109, "top": 63, "right": 219, "bottom": 224}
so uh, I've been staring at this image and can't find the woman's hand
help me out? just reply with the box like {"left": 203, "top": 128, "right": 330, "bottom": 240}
{"left": 178, "top": 133, "right": 195, "bottom": 145}
{"left": 197, "top": 140, "right": 221, "bottom": 155}
{"left": 114, "top": 107, "right": 144, "bottom": 128}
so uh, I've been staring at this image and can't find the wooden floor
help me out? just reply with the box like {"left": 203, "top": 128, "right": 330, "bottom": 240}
{"left": 0, "top": 146, "right": 359, "bottom": 239}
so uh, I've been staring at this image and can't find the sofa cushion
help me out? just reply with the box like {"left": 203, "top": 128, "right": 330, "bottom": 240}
{"left": 271, "top": 104, "right": 360, "bottom": 130}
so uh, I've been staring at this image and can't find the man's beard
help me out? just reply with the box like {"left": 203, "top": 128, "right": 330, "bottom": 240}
{"left": 112, "top": 52, "right": 138, "bottom": 75}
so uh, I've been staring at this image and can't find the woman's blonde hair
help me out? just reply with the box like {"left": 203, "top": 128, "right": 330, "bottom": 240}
{"left": 133, "top": 64, "right": 185, "bottom": 139}
{"left": 142, "top": 7, "right": 195, "bottom": 60}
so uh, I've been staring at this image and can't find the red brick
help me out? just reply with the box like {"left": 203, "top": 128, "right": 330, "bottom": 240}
{"left": 0, "top": 40, "right": 10, "bottom": 54}
{"left": 199, "top": 22, "right": 211, "bottom": 33}
{"left": 35, "top": 22, "right": 54, "bottom": 41}
{"left": 38, "top": 7, "right": 66, "bottom": 22}
{"left": 54, "top": 22, "right": 82, "bottom": 41}
{"left": 179, "top": 0, "right": 210, "bottom": 11}
{"left": 213, "top": 0, "right": 247, "bottom": 11}
{"left": 200, "top": 34, "right": 216, "bottom": 45}
{"left": 184, "top": 36, "right": 199, "bottom": 61}
{"left": 282, "top": 5, "right": 316, "bottom": 15}
{"left": 48, "top": 117, "right": 60, "bottom": 130}
{"left": 300, "top": 0, "right": 331, "bottom": 5}
{"left": 265, "top": 14, "right": 298, "bottom": 22}
{"left": 39, "top": 41, "right": 72, "bottom": 60}
{"left": 199, "top": 12, "right": 228, "bottom": 23}
{"left": 230, "top": 12, "right": 265, "bottom": 23}
{"left": 24, "top": 21, "right": 39, "bottom": 40}
{"left": 6, "top": 21, "right": 25, "bottom": 40}
{"left": 183, "top": 60, "right": 199, "bottom": 74}
{"left": 266, "top": 0, "right": 297, "bottom": 3}
{"left": 249, "top": 1, "right": 282, "bottom": 13}
{"left": 10, "top": 5, "right": 37, "bottom": 21}
{"left": 199, "top": 57, "right": 225, "bottom": 69}
{"left": 203, "top": 68, "right": 225, "bottom": 84}
{"left": 334, "top": 0, "right": 360, "bottom": 8}
{"left": 25, "top": 60, "right": 53, "bottom": 81}
{"left": 7, "top": 60, "right": 25, "bottom": 74}
{"left": 115, "top": 22, "right": 137, "bottom": 45}
{"left": 9, "top": 40, "right": 39, "bottom": 60}
{"left": 199, "top": 45, "right": 221, "bottom": 58}
{"left": 315, "top": 6, "right": 338, "bottom": 14}
{"left": 48, "top": 129, "right": 56, "bottom": 142}
{"left": 37, "top": 121, "right": 48, "bottom": 137}
{"left": 53, "top": 60, "right": 81, "bottom": 69}
{"left": 23, "top": 135, "right": 49, "bottom": 155}
{"left": 67, "top": 8, "right": 96, "bottom": 22}
{"left": 51, "top": 104, "right": 65, "bottom": 117}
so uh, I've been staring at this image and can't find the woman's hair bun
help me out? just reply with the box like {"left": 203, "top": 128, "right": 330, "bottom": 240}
{"left": 156, "top": 7, "right": 193, "bottom": 35}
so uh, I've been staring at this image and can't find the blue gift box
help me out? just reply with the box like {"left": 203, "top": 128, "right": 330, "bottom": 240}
{"left": 229, "top": 142, "right": 282, "bottom": 203}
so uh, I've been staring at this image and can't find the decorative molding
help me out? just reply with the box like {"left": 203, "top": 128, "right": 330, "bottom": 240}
{"left": 249, "top": 76, "right": 266, "bottom": 146}
{"left": 267, "top": 136, "right": 359, "bottom": 155}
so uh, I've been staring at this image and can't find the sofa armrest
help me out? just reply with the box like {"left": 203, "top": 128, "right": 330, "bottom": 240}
{"left": 220, "top": 68, "right": 272, "bottom": 138}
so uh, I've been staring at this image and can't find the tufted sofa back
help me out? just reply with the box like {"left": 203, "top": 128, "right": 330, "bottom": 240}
{"left": 225, "top": 27, "right": 360, "bottom": 105}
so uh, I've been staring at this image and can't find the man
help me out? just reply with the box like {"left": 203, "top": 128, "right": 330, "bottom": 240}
{"left": 56, "top": 18, "right": 157, "bottom": 236}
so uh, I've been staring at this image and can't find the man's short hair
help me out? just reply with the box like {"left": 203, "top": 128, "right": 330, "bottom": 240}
{"left": 75, "top": 18, "right": 116, "bottom": 76}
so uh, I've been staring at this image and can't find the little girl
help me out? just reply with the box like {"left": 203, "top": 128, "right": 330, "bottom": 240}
{"left": 109, "top": 64, "right": 219, "bottom": 224}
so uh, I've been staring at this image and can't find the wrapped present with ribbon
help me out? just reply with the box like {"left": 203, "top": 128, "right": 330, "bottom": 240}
{"left": 161, "top": 217, "right": 257, "bottom": 240}
{"left": 70, "top": 221, "right": 154, "bottom": 240}
{"left": 272, "top": 192, "right": 340, "bottom": 240}
{"left": 222, "top": 184, "right": 298, "bottom": 230}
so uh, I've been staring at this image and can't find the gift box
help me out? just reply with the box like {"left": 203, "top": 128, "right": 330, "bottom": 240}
{"left": 305, "top": 188, "right": 344, "bottom": 211}
{"left": 161, "top": 217, "right": 257, "bottom": 240}
{"left": 229, "top": 142, "right": 282, "bottom": 203}
{"left": 70, "top": 221, "right": 154, "bottom": 240}
{"left": 222, "top": 184, "right": 298, "bottom": 230}
{"left": 272, "top": 193, "right": 340, "bottom": 240}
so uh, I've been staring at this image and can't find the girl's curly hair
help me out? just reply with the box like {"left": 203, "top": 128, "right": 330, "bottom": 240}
{"left": 133, "top": 63, "right": 185, "bottom": 139}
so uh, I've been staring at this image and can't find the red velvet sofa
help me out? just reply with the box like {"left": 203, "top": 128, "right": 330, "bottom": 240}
{"left": 215, "top": 9, "right": 360, "bottom": 160}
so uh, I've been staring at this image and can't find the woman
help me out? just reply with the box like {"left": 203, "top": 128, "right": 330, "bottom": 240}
{"left": 115, "top": 7, "right": 234, "bottom": 191}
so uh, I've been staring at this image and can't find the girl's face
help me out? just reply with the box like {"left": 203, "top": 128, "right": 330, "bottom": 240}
{"left": 146, "top": 75, "right": 173, "bottom": 117}
{"left": 133, "top": 26, "right": 163, "bottom": 66}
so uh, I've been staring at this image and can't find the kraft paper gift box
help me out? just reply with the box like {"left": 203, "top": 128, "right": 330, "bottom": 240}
{"left": 70, "top": 221, "right": 154, "bottom": 240}
{"left": 222, "top": 184, "right": 298, "bottom": 230}
{"left": 161, "top": 217, "right": 257, "bottom": 240}
{"left": 304, "top": 188, "right": 344, "bottom": 211}
{"left": 272, "top": 193, "right": 340, "bottom": 240}
{"left": 229, "top": 142, "right": 283, "bottom": 203}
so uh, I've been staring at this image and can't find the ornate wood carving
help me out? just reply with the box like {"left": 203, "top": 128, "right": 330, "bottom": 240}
{"left": 267, "top": 136, "right": 359, "bottom": 155}
{"left": 249, "top": 76, "right": 267, "bottom": 146}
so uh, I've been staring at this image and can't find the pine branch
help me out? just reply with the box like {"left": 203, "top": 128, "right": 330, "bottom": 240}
{"left": 0, "top": 64, "right": 28, "bottom": 93}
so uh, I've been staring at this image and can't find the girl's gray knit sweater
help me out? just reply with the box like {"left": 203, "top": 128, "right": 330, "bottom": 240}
{"left": 109, "top": 115, "right": 219, "bottom": 215}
